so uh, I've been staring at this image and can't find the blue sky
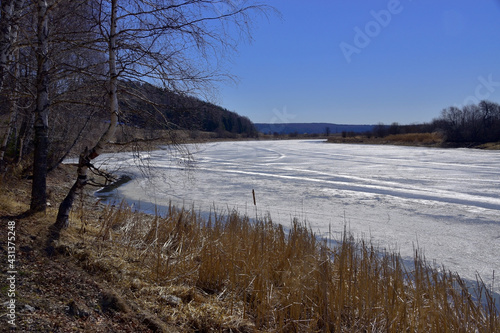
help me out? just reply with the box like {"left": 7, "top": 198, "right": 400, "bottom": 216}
{"left": 217, "top": 0, "right": 500, "bottom": 125}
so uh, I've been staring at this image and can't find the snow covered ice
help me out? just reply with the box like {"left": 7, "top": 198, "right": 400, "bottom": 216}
{"left": 91, "top": 139, "right": 500, "bottom": 296}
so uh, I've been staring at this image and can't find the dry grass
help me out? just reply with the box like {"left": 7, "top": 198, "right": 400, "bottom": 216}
{"left": 327, "top": 132, "right": 444, "bottom": 147}
{"left": 383, "top": 132, "right": 443, "bottom": 145}
{"left": 55, "top": 200, "right": 499, "bottom": 332}
{"left": 476, "top": 142, "right": 500, "bottom": 150}
{"left": 0, "top": 174, "right": 31, "bottom": 214}
{"left": 0, "top": 188, "right": 24, "bottom": 213}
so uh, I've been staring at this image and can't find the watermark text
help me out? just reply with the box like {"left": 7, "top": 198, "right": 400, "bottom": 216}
{"left": 340, "top": 0, "right": 411, "bottom": 63}
{"left": 5, "top": 220, "right": 17, "bottom": 327}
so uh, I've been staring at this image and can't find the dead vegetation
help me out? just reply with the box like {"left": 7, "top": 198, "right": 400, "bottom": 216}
{"left": 383, "top": 132, "right": 443, "bottom": 145}
{"left": 327, "top": 132, "right": 444, "bottom": 147}
{"left": 1, "top": 166, "right": 499, "bottom": 332}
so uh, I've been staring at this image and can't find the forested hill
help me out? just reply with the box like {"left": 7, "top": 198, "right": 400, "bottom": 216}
{"left": 255, "top": 123, "right": 374, "bottom": 135}
{"left": 120, "top": 81, "right": 257, "bottom": 138}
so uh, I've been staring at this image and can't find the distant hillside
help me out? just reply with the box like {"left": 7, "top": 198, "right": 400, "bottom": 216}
{"left": 255, "top": 123, "right": 374, "bottom": 135}
{"left": 120, "top": 81, "right": 258, "bottom": 138}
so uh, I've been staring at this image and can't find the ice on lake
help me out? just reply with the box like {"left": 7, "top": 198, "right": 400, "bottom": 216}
{"left": 90, "top": 139, "right": 500, "bottom": 296}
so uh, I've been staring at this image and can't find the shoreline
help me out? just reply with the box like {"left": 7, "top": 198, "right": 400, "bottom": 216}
{"left": 92, "top": 175, "right": 500, "bottom": 308}
{"left": 102, "top": 134, "right": 500, "bottom": 155}
{"left": 94, "top": 174, "right": 133, "bottom": 199}
{"left": 2, "top": 153, "right": 499, "bottom": 331}
{"left": 91, "top": 140, "right": 500, "bottom": 293}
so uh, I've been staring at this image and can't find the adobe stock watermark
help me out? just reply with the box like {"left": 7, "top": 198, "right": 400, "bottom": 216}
{"left": 340, "top": 0, "right": 411, "bottom": 64}
{"left": 5, "top": 220, "right": 17, "bottom": 328}
{"left": 267, "top": 106, "right": 296, "bottom": 134}
{"left": 456, "top": 74, "right": 500, "bottom": 108}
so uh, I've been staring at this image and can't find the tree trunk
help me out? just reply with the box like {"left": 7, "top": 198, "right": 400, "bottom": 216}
{"left": 0, "top": 50, "right": 20, "bottom": 175}
{"left": 0, "top": 0, "right": 25, "bottom": 91}
{"left": 15, "top": 111, "right": 31, "bottom": 165}
{"left": 0, "top": 95, "right": 17, "bottom": 170}
{"left": 0, "top": 0, "right": 15, "bottom": 91}
{"left": 53, "top": 148, "right": 91, "bottom": 229}
{"left": 53, "top": 0, "right": 119, "bottom": 231}
{"left": 30, "top": 0, "right": 50, "bottom": 213}
{"left": 0, "top": 0, "right": 24, "bottom": 174}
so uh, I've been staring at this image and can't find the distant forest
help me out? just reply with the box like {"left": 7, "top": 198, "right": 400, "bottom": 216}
{"left": 120, "top": 81, "right": 257, "bottom": 138}
{"left": 255, "top": 123, "right": 374, "bottom": 136}
{"left": 257, "top": 100, "right": 500, "bottom": 146}
{"left": 370, "top": 100, "right": 500, "bottom": 145}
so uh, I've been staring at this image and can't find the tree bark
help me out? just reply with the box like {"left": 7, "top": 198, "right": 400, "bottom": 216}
{"left": 0, "top": 0, "right": 15, "bottom": 91}
{"left": 0, "top": 108, "right": 15, "bottom": 167}
{"left": 0, "top": 0, "right": 24, "bottom": 173}
{"left": 0, "top": 49, "right": 21, "bottom": 175}
{"left": 14, "top": 111, "right": 31, "bottom": 165}
{"left": 53, "top": 148, "right": 90, "bottom": 230}
{"left": 0, "top": 0, "right": 25, "bottom": 91}
{"left": 30, "top": 0, "right": 50, "bottom": 213}
{"left": 0, "top": 91, "right": 17, "bottom": 170}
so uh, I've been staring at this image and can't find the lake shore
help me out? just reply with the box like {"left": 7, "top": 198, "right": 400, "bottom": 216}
{"left": 100, "top": 131, "right": 500, "bottom": 157}
{"left": 2, "top": 140, "right": 499, "bottom": 331}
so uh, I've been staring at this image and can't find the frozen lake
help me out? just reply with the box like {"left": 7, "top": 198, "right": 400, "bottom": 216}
{"left": 92, "top": 140, "right": 500, "bottom": 296}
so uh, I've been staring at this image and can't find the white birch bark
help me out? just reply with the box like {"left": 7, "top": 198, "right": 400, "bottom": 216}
{"left": 54, "top": 0, "right": 119, "bottom": 230}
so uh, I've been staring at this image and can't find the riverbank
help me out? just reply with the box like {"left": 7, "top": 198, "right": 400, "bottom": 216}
{"left": 326, "top": 132, "right": 500, "bottom": 150}
{"left": 98, "top": 131, "right": 500, "bottom": 159}
{"left": 326, "top": 132, "right": 445, "bottom": 147}
{"left": 1, "top": 159, "right": 499, "bottom": 331}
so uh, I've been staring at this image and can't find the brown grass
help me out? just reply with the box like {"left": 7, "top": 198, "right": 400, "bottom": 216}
{"left": 383, "top": 132, "right": 443, "bottom": 145}
{"left": 57, "top": 200, "right": 499, "bottom": 332}
{"left": 1, "top": 167, "right": 498, "bottom": 332}
{"left": 476, "top": 142, "right": 500, "bottom": 150}
{"left": 327, "top": 132, "right": 444, "bottom": 147}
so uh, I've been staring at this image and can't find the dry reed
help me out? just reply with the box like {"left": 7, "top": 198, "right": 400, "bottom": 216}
{"left": 78, "top": 202, "right": 498, "bottom": 332}
{"left": 384, "top": 132, "right": 443, "bottom": 144}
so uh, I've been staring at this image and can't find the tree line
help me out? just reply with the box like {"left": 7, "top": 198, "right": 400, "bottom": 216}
{"left": 436, "top": 100, "right": 500, "bottom": 144}
{"left": 120, "top": 81, "right": 257, "bottom": 138}
{"left": 0, "top": 0, "right": 267, "bottom": 237}
{"left": 370, "top": 100, "right": 500, "bottom": 145}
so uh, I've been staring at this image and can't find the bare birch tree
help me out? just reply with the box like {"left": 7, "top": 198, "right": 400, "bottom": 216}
{"left": 1, "top": 0, "right": 109, "bottom": 197}
{"left": 0, "top": 0, "right": 27, "bottom": 172}
{"left": 52, "top": 0, "right": 269, "bottom": 232}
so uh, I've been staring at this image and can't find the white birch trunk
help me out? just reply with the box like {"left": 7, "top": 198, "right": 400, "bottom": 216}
{"left": 54, "top": 0, "right": 119, "bottom": 230}
{"left": 0, "top": 0, "right": 24, "bottom": 170}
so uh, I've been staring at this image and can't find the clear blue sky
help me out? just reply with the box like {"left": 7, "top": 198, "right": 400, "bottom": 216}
{"left": 217, "top": 0, "right": 500, "bottom": 125}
